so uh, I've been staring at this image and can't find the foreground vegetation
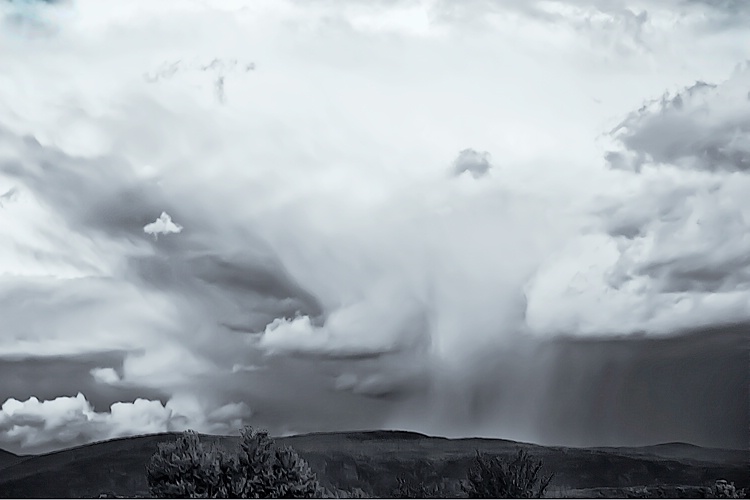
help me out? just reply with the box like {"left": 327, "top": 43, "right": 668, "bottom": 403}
{"left": 146, "top": 428, "right": 556, "bottom": 498}
{"left": 145, "top": 428, "right": 747, "bottom": 499}
{"left": 391, "top": 450, "right": 553, "bottom": 498}
{"left": 2, "top": 430, "right": 745, "bottom": 498}
{"left": 146, "top": 428, "right": 323, "bottom": 498}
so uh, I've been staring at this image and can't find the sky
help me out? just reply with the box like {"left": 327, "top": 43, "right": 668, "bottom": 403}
{"left": 0, "top": 0, "right": 748, "bottom": 454}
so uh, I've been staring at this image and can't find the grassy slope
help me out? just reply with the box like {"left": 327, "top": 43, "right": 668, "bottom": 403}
{"left": 0, "top": 431, "right": 747, "bottom": 498}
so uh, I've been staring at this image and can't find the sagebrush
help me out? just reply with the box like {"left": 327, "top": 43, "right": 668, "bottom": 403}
{"left": 392, "top": 461, "right": 446, "bottom": 498}
{"left": 462, "top": 449, "right": 554, "bottom": 499}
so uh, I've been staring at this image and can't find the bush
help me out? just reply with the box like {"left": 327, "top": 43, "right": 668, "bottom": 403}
{"left": 230, "top": 427, "right": 322, "bottom": 498}
{"left": 146, "top": 427, "right": 324, "bottom": 499}
{"left": 146, "top": 431, "right": 233, "bottom": 498}
{"left": 324, "top": 487, "right": 369, "bottom": 498}
{"left": 462, "top": 449, "right": 554, "bottom": 499}
{"left": 708, "top": 480, "right": 747, "bottom": 499}
{"left": 391, "top": 461, "right": 446, "bottom": 498}
{"left": 393, "top": 475, "right": 443, "bottom": 498}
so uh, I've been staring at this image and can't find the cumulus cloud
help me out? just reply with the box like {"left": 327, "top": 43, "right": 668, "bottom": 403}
{"left": 0, "top": 393, "right": 174, "bottom": 452}
{"left": 257, "top": 280, "right": 429, "bottom": 358}
{"left": 525, "top": 64, "right": 750, "bottom": 337}
{"left": 143, "top": 212, "right": 183, "bottom": 239}
{"left": 0, "top": 0, "right": 747, "bottom": 453}
{"left": 0, "top": 392, "right": 252, "bottom": 454}
{"left": 606, "top": 68, "right": 750, "bottom": 172}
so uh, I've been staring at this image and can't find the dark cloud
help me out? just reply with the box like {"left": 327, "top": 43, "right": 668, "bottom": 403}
{"left": 0, "top": 121, "right": 428, "bottom": 452}
{"left": 636, "top": 253, "right": 750, "bottom": 294}
{"left": 0, "top": 352, "right": 169, "bottom": 413}
{"left": 533, "top": 324, "right": 749, "bottom": 449}
{"left": 124, "top": 251, "right": 324, "bottom": 335}
{"left": 396, "top": 325, "right": 748, "bottom": 449}
{"left": 206, "top": 354, "right": 398, "bottom": 437}
{"left": 387, "top": 324, "right": 748, "bottom": 450}
{"left": 3, "top": 0, "right": 749, "bottom": 454}
{"left": 0, "top": 131, "right": 170, "bottom": 240}
{"left": 189, "top": 254, "right": 323, "bottom": 318}
{"left": 0, "top": 124, "right": 324, "bottom": 323}
{"left": 683, "top": 0, "right": 750, "bottom": 26}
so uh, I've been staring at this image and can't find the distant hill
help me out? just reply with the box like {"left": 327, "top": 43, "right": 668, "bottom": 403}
{"left": 0, "top": 431, "right": 747, "bottom": 498}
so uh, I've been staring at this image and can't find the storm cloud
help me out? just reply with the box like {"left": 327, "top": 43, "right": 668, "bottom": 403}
{"left": 0, "top": 0, "right": 748, "bottom": 453}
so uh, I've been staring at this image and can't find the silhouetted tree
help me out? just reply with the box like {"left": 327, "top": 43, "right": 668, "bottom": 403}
{"left": 229, "top": 427, "right": 322, "bottom": 498}
{"left": 146, "top": 427, "right": 323, "bottom": 498}
{"left": 146, "top": 431, "right": 232, "bottom": 498}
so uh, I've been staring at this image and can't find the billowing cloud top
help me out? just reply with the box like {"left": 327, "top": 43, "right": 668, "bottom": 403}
{"left": 0, "top": 0, "right": 747, "bottom": 454}
{"left": 526, "top": 64, "right": 750, "bottom": 336}
{"left": 606, "top": 72, "right": 750, "bottom": 173}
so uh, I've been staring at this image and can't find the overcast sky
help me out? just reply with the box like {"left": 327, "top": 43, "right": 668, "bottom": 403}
{"left": 0, "top": 0, "right": 748, "bottom": 454}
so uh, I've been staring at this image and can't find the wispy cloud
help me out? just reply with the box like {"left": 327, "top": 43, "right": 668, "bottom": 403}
{"left": 0, "top": 186, "right": 18, "bottom": 207}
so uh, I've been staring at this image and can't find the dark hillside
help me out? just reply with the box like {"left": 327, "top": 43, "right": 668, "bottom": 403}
{"left": 0, "top": 450, "right": 24, "bottom": 471}
{"left": 0, "top": 431, "right": 746, "bottom": 498}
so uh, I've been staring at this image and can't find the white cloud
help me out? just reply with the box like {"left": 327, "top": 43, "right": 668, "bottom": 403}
{"left": 0, "top": 392, "right": 252, "bottom": 453}
{"left": 606, "top": 66, "right": 750, "bottom": 172}
{"left": 230, "top": 364, "right": 263, "bottom": 374}
{"left": 90, "top": 367, "right": 121, "bottom": 385}
{"left": 0, "top": 186, "right": 18, "bottom": 206}
{"left": 258, "top": 280, "right": 428, "bottom": 357}
{"left": 0, "top": 393, "right": 173, "bottom": 451}
{"left": 525, "top": 66, "right": 750, "bottom": 337}
{"left": 143, "top": 212, "right": 183, "bottom": 239}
